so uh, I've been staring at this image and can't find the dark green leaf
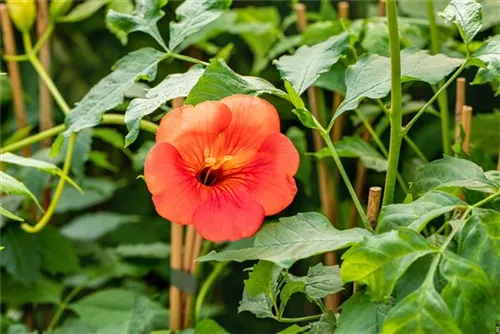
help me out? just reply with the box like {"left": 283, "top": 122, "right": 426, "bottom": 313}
{"left": 279, "top": 279, "right": 306, "bottom": 316}
{"left": 244, "top": 260, "right": 281, "bottom": 297}
{"left": 65, "top": 48, "right": 166, "bottom": 134}
{"left": 39, "top": 227, "right": 79, "bottom": 274}
{"left": 470, "top": 110, "right": 500, "bottom": 154}
{"left": 377, "top": 191, "right": 466, "bottom": 233}
{"left": 340, "top": 228, "right": 437, "bottom": 301}
{"left": 114, "top": 242, "right": 170, "bottom": 259}
{"left": 198, "top": 212, "right": 371, "bottom": 268}
{"left": 305, "top": 264, "right": 343, "bottom": 299}
{"left": 195, "top": 319, "right": 228, "bottom": 334}
{"left": 133, "top": 141, "right": 155, "bottom": 171}
{"left": 61, "top": 212, "right": 139, "bottom": 241}
{"left": 275, "top": 32, "right": 349, "bottom": 95}
{"left": 1, "top": 275, "right": 62, "bottom": 305}
{"left": 93, "top": 128, "right": 127, "bottom": 152}
{"left": 471, "top": 35, "right": 500, "bottom": 94}
{"left": 440, "top": 251, "right": 496, "bottom": 334}
{"left": 106, "top": 0, "right": 168, "bottom": 49}
{"left": 0, "top": 227, "right": 41, "bottom": 283}
{"left": 169, "top": 0, "right": 232, "bottom": 51}
{"left": 185, "top": 58, "right": 287, "bottom": 105}
{"left": 58, "top": 0, "right": 110, "bottom": 23}
{"left": 124, "top": 65, "right": 204, "bottom": 146}
{"left": 313, "top": 62, "right": 346, "bottom": 96}
{"left": 306, "top": 312, "right": 336, "bottom": 334}
{"left": 88, "top": 151, "right": 118, "bottom": 172}
{"left": 337, "top": 291, "right": 390, "bottom": 334}
{"left": 238, "top": 288, "right": 274, "bottom": 319}
{"left": 439, "top": 0, "right": 482, "bottom": 44}
{"left": 55, "top": 178, "right": 118, "bottom": 213}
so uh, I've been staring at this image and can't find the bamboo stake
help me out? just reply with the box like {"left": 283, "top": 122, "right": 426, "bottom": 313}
{"left": 378, "top": 0, "right": 387, "bottom": 17}
{"left": 462, "top": 105, "right": 472, "bottom": 155}
{"left": 36, "top": 0, "right": 53, "bottom": 147}
{"left": 169, "top": 98, "right": 185, "bottom": 331}
{"left": 454, "top": 78, "right": 466, "bottom": 145}
{"left": 295, "top": 3, "right": 338, "bottom": 312}
{"left": 182, "top": 232, "right": 203, "bottom": 328}
{"left": 0, "top": 4, "right": 30, "bottom": 156}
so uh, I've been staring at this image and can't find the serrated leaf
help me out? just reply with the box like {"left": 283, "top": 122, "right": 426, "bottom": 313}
{"left": 114, "top": 242, "right": 170, "bottom": 259}
{"left": 458, "top": 208, "right": 500, "bottom": 318}
{"left": 377, "top": 191, "right": 466, "bottom": 233}
{"left": 0, "top": 171, "right": 42, "bottom": 211}
{"left": 124, "top": 65, "right": 204, "bottom": 146}
{"left": 334, "top": 49, "right": 463, "bottom": 119}
{"left": 305, "top": 264, "right": 343, "bottom": 299}
{"left": 0, "top": 227, "right": 41, "bottom": 283}
{"left": 439, "top": 0, "right": 482, "bottom": 44}
{"left": 409, "top": 156, "right": 499, "bottom": 198}
{"left": 306, "top": 312, "right": 336, "bottom": 334}
{"left": 340, "top": 228, "right": 437, "bottom": 301}
{"left": 238, "top": 288, "right": 274, "bottom": 318}
{"left": 244, "top": 260, "right": 281, "bottom": 297}
{"left": 65, "top": 48, "right": 166, "bottom": 134}
{"left": 169, "top": 0, "right": 232, "bottom": 51}
{"left": 106, "top": 0, "right": 167, "bottom": 49}
{"left": 185, "top": 58, "right": 287, "bottom": 105}
{"left": 1, "top": 275, "right": 62, "bottom": 305}
{"left": 39, "top": 227, "right": 79, "bottom": 274}
{"left": 198, "top": 212, "right": 371, "bottom": 268}
{"left": 471, "top": 35, "right": 500, "bottom": 93}
{"left": 195, "top": 319, "right": 229, "bottom": 334}
{"left": 337, "top": 291, "right": 390, "bottom": 334}
{"left": 58, "top": 0, "right": 110, "bottom": 23}
{"left": 61, "top": 212, "right": 139, "bottom": 241}
{"left": 275, "top": 32, "right": 349, "bottom": 95}
{"left": 439, "top": 251, "right": 496, "bottom": 334}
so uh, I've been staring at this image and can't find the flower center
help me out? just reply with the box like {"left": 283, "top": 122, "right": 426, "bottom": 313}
{"left": 197, "top": 155, "right": 233, "bottom": 186}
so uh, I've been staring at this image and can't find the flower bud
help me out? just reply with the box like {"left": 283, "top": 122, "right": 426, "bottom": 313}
{"left": 49, "top": 0, "right": 73, "bottom": 21}
{"left": 6, "top": 0, "right": 36, "bottom": 33}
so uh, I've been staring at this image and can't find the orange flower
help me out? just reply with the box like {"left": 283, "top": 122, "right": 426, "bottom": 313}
{"left": 144, "top": 95, "right": 299, "bottom": 242}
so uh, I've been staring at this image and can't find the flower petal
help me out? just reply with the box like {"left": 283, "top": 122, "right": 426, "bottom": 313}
{"left": 235, "top": 133, "right": 299, "bottom": 215}
{"left": 192, "top": 187, "right": 265, "bottom": 242}
{"left": 220, "top": 94, "right": 280, "bottom": 155}
{"left": 144, "top": 143, "right": 207, "bottom": 225}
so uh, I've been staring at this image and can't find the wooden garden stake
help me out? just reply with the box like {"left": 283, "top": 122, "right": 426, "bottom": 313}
{"left": 378, "top": 0, "right": 387, "bottom": 17}
{"left": 170, "top": 97, "right": 185, "bottom": 331}
{"left": 36, "top": 0, "right": 53, "bottom": 147}
{"left": 367, "top": 187, "right": 382, "bottom": 229}
{"left": 182, "top": 232, "right": 203, "bottom": 328}
{"left": 295, "top": 2, "right": 338, "bottom": 312}
{"left": 454, "top": 78, "right": 466, "bottom": 145}
{"left": 0, "top": 4, "right": 30, "bottom": 156}
{"left": 462, "top": 105, "right": 472, "bottom": 155}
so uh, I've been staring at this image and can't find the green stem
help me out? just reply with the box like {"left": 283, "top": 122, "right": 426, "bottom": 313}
{"left": 47, "top": 283, "right": 85, "bottom": 332}
{"left": 101, "top": 114, "right": 159, "bottom": 134}
{"left": 321, "top": 130, "right": 372, "bottom": 232}
{"left": 169, "top": 52, "right": 209, "bottom": 66}
{"left": 272, "top": 314, "right": 322, "bottom": 323}
{"left": 383, "top": 0, "right": 404, "bottom": 206}
{"left": 403, "top": 135, "right": 429, "bottom": 163}
{"left": 3, "top": 25, "right": 54, "bottom": 62}
{"left": 194, "top": 262, "right": 228, "bottom": 324}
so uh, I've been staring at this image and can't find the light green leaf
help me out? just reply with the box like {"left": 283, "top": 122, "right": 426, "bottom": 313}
{"left": 337, "top": 291, "right": 390, "bottom": 334}
{"left": 440, "top": 251, "right": 496, "bottom": 334}
{"left": 335, "top": 49, "right": 463, "bottom": 119}
{"left": 55, "top": 178, "right": 118, "bottom": 213}
{"left": 106, "top": 0, "right": 168, "bottom": 49}
{"left": 439, "top": 0, "right": 482, "bottom": 44}
{"left": 244, "top": 260, "right": 281, "bottom": 297}
{"left": 52, "top": 319, "right": 94, "bottom": 334}
{"left": 0, "top": 227, "right": 41, "bottom": 283}
{"left": 58, "top": 0, "right": 110, "bottom": 23}
{"left": 340, "top": 228, "right": 437, "bottom": 301}
{"left": 39, "top": 227, "right": 79, "bottom": 274}
{"left": 277, "top": 325, "right": 308, "bottom": 334}
{"left": 88, "top": 151, "right": 118, "bottom": 172}
{"left": 169, "top": 0, "right": 232, "bottom": 51}
{"left": 124, "top": 64, "right": 204, "bottom": 146}
{"left": 93, "top": 128, "right": 126, "bottom": 149}
{"left": 185, "top": 58, "right": 287, "bottom": 105}
{"left": 275, "top": 32, "right": 349, "bottom": 95}
{"left": 471, "top": 35, "right": 500, "bottom": 93}
{"left": 198, "top": 212, "right": 371, "bottom": 268}
{"left": 238, "top": 288, "right": 273, "bottom": 318}
{"left": 409, "top": 156, "right": 499, "bottom": 198}
{"left": 381, "top": 280, "right": 461, "bottom": 334}
{"left": 283, "top": 81, "right": 319, "bottom": 129}
{"left": 195, "top": 319, "right": 229, "bottom": 334}
{"left": 377, "top": 191, "right": 466, "bottom": 233}
{"left": 306, "top": 312, "right": 336, "bottom": 334}
{"left": 61, "top": 212, "right": 139, "bottom": 241}
{"left": 305, "top": 264, "right": 343, "bottom": 299}
{"left": 458, "top": 208, "right": 500, "bottom": 318}
{"left": 0, "top": 206, "right": 24, "bottom": 222}
{"left": 279, "top": 279, "right": 306, "bottom": 316}
{"left": 1, "top": 275, "right": 62, "bottom": 305}
{"left": 65, "top": 48, "right": 166, "bottom": 134}
{"left": 0, "top": 171, "right": 42, "bottom": 211}
{"left": 114, "top": 242, "right": 170, "bottom": 259}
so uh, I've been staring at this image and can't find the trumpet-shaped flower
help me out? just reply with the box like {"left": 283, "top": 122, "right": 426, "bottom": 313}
{"left": 144, "top": 95, "right": 299, "bottom": 242}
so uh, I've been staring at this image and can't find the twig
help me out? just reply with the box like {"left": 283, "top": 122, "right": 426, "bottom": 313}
{"left": 454, "top": 78, "right": 466, "bottom": 145}
{"left": 0, "top": 4, "right": 30, "bottom": 156}
{"left": 461, "top": 105, "right": 472, "bottom": 155}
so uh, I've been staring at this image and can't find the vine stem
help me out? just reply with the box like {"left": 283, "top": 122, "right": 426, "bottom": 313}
{"left": 271, "top": 314, "right": 322, "bottom": 323}
{"left": 194, "top": 262, "right": 227, "bottom": 323}
{"left": 3, "top": 24, "right": 54, "bottom": 62}
{"left": 383, "top": 0, "right": 403, "bottom": 206}
{"left": 169, "top": 52, "right": 209, "bottom": 66}
{"left": 47, "top": 284, "right": 85, "bottom": 332}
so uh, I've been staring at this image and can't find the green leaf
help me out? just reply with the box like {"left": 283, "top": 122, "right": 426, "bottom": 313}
{"left": 340, "top": 228, "right": 437, "bottom": 301}
{"left": 377, "top": 191, "right": 466, "bottom": 233}
{"left": 55, "top": 178, "right": 118, "bottom": 213}
{"left": 0, "top": 171, "right": 42, "bottom": 211}
{"left": 471, "top": 35, "right": 500, "bottom": 93}
{"left": 106, "top": 0, "right": 168, "bottom": 49}
{"left": 284, "top": 80, "right": 305, "bottom": 109}
{"left": 0, "top": 227, "right": 41, "bottom": 283}
{"left": 1, "top": 275, "right": 62, "bottom": 305}
{"left": 88, "top": 151, "right": 119, "bottom": 172}
{"left": 306, "top": 312, "right": 336, "bottom": 334}
{"left": 61, "top": 212, "right": 139, "bottom": 241}
{"left": 114, "top": 242, "right": 170, "bottom": 259}
{"left": 337, "top": 291, "right": 390, "bottom": 334}
{"left": 169, "top": 0, "right": 232, "bottom": 51}
{"left": 275, "top": 32, "right": 349, "bottom": 95}
{"left": 124, "top": 64, "right": 204, "bottom": 146}
{"left": 70, "top": 289, "right": 168, "bottom": 333}
{"left": 52, "top": 319, "right": 94, "bottom": 334}
{"left": 133, "top": 141, "right": 155, "bottom": 171}
{"left": 0, "top": 206, "right": 24, "bottom": 222}
{"left": 93, "top": 128, "right": 126, "bottom": 151}
{"left": 185, "top": 58, "right": 287, "bottom": 105}
{"left": 305, "top": 264, "right": 343, "bottom": 299}
{"left": 409, "top": 156, "right": 499, "bottom": 198}
{"left": 65, "top": 48, "right": 166, "bottom": 134}
{"left": 238, "top": 288, "right": 274, "bottom": 318}
{"left": 277, "top": 325, "right": 308, "bottom": 334}
{"left": 335, "top": 49, "right": 463, "bottom": 119}
{"left": 195, "top": 319, "right": 229, "bottom": 334}
{"left": 458, "top": 208, "right": 500, "bottom": 318}
{"left": 470, "top": 110, "right": 500, "bottom": 154}
{"left": 279, "top": 279, "right": 306, "bottom": 316}
{"left": 39, "top": 227, "right": 79, "bottom": 274}
{"left": 313, "top": 62, "right": 346, "bottom": 96}
{"left": 283, "top": 81, "right": 319, "bottom": 129}
{"left": 244, "top": 260, "right": 281, "bottom": 297}
{"left": 198, "top": 212, "right": 371, "bottom": 268}
{"left": 439, "top": 0, "right": 482, "bottom": 44}
{"left": 440, "top": 251, "right": 496, "bottom": 334}
{"left": 58, "top": 0, "right": 110, "bottom": 23}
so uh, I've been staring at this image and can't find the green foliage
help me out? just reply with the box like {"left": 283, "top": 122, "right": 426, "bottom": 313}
{"left": 195, "top": 319, "right": 229, "bottom": 334}
{"left": 61, "top": 212, "right": 139, "bottom": 241}
{"left": 244, "top": 260, "right": 281, "bottom": 297}
{"left": 439, "top": 0, "right": 482, "bottom": 44}
{"left": 39, "top": 227, "right": 79, "bottom": 274}
{"left": 0, "top": 171, "right": 42, "bottom": 211}
{"left": 58, "top": 0, "right": 109, "bottom": 23}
